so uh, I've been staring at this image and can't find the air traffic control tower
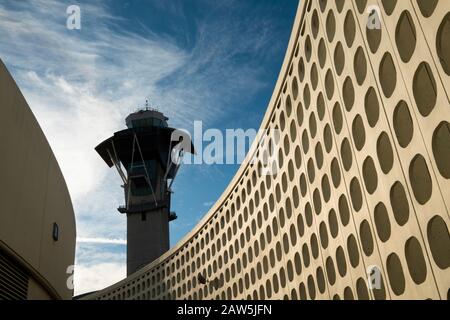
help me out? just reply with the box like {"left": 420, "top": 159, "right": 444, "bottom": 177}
{"left": 95, "top": 108, "right": 193, "bottom": 275}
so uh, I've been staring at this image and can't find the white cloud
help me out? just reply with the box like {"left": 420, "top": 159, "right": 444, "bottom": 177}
{"left": 77, "top": 237, "right": 126, "bottom": 245}
{"left": 74, "top": 242, "right": 126, "bottom": 295}
{"left": 74, "top": 262, "right": 126, "bottom": 296}
{"left": 0, "top": 0, "right": 188, "bottom": 203}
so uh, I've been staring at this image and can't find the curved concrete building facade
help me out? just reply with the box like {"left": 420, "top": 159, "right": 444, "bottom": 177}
{"left": 86, "top": 0, "right": 450, "bottom": 300}
{"left": 0, "top": 59, "right": 76, "bottom": 300}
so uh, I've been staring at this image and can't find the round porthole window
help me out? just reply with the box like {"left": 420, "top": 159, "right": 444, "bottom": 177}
{"left": 52, "top": 222, "right": 59, "bottom": 241}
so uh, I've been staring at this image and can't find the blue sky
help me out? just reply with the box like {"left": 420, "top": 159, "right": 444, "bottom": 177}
{"left": 0, "top": 0, "right": 298, "bottom": 294}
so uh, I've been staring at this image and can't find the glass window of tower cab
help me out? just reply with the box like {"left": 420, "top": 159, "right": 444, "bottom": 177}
{"left": 126, "top": 109, "right": 169, "bottom": 129}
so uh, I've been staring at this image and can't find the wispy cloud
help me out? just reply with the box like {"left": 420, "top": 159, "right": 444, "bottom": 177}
{"left": 74, "top": 242, "right": 126, "bottom": 295}
{"left": 74, "top": 263, "right": 126, "bottom": 295}
{"left": 77, "top": 237, "right": 126, "bottom": 245}
{"left": 0, "top": 0, "right": 187, "bottom": 203}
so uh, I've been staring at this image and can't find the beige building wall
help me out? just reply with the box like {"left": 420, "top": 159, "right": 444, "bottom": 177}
{"left": 0, "top": 59, "right": 76, "bottom": 300}
{"left": 85, "top": 0, "right": 450, "bottom": 300}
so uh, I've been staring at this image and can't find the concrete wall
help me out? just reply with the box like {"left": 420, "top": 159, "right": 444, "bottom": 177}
{"left": 0, "top": 59, "right": 76, "bottom": 300}
{"left": 127, "top": 209, "right": 170, "bottom": 275}
{"left": 85, "top": 0, "right": 450, "bottom": 300}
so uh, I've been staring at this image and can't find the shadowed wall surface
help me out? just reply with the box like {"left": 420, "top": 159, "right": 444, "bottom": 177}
{"left": 85, "top": 0, "right": 450, "bottom": 300}
{"left": 0, "top": 59, "right": 76, "bottom": 300}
